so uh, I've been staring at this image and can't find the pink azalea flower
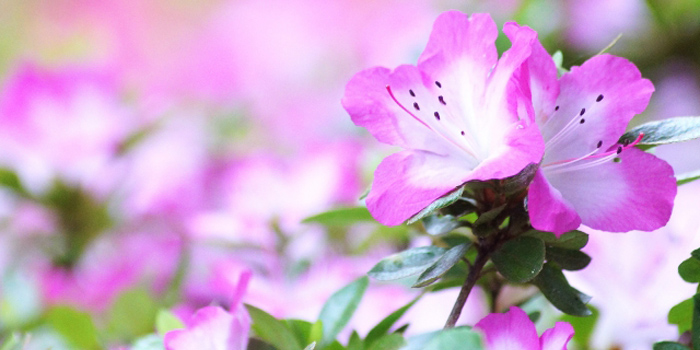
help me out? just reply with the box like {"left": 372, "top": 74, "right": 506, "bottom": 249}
{"left": 342, "top": 11, "right": 544, "bottom": 225}
{"left": 165, "top": 271, "right": 251, "bottom": 350}
{"left": 475, "top": 306, "right": 574, "bottom": 350}
{"left": 513, "top": 26, "right": 677, "bottom": 235}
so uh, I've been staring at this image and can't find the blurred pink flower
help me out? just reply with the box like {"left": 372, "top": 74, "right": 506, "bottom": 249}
{"left": 166, "top": 271, "right": 251, "bottom": 350}
{"left": 343, "top": 11, "right": 543, "bottom": 225}
{"left": 566, "top": 0, "right": 651, "bottom": 52}
{"left": 475, "top": 306, "right": 574, "bottom": 350}
{"left": 516, "top": 27, "right": 676, "bottom": 235}
{"left": 0, "top": 62, "right": 137, "bottom": 195}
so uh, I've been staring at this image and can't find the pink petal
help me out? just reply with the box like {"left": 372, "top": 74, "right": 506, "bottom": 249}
{"left": 342, "top": 66, "right": 446, "bottom": 151}
{"left": 543, "top": 148, "right": 676, "bottom": 232}
{"left": 540, "top": 322, "right": 575, "bottom": 350}
{"left": 365, "top": 150, "right": 472, "bottom": 225}
{"left": 528, "top": 169, "right": 582, "bottom": 236}
{"left": 542, "top": 54, "right": 654, "bottom": 164}
{"left": 474, "top": 307, "right": 540, "bottom": 350}
{"left": 165, "top": 306, "right": 244, "bottom": 350}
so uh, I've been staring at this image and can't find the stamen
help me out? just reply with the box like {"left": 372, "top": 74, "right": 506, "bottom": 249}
{"left": 385, "top": 85, "right": 431, "bottom": 129}
{"left": 543, "top": 133, "right": 644, "bottom": 175}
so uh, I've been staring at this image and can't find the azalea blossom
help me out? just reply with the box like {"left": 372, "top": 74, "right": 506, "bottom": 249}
{"left": 165, "top": 271, "right": 251, "bottom": 350}
{"left": 475, "top": 306, "right": 574, "bottom": 350}
{"left": 343, "top": 11, "right": 544, "bottom": 225}
{"left": 512, "top": 25, "right": 677, "bottom": 235}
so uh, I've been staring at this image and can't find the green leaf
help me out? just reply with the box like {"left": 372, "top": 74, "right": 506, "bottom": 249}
{"left": 366, "top": 333, "right": 405, "bottom": 350}
{"left": 692, "top": 294, "right": 700, "bottom": 348}
{"left": 0, "top": 168, "right": 27, "bottom": 195}
{"left": 653, "top": 341, "right": 691, "bottom": 350}
{"left": 304, "top": 342, "right": 317, "bottom": 350}
{"left": 108, "top": 288, "right": 160, "bottom": 340}
{"left": 413, "top": 243, "right": 470, "bottom": 288}
{"left": 669, "top": 298, "right": 694, "bottom": 334}
{"left": 533, "top": 263, "right": 592, "bottom": 316}
{"left": 368, "top": 246, "right": 446, "bottom": 281}
{"left": 619, "top": 116, "right": 700, "bottom": 147}
{"left": 679, "top": 258, "right": 700, "bottom": 283}
{"left": 246, "top": 304, "right": 303, "bottom": 350}
{"left": 417, "top": 327, "right": 484, "bottom": 350}
{"left": 131, "top": 334, "right": 165, "bottom": 350}
{"left": 502, "top": 163, "right": 540, "bottom": 195}
{"left": 552, "top": 50, "right": 568, "bottom": 76}
{"left": 524, "top": 230, "right": 589, "bottom": 250}
{"left": 303, "top": 207, "right": 375, "bottom": 227}
{"left": 46, "top": 306, "right": 101, "bottom": 349}
{"left": 677, "top": 169, "right": 700, "bottom": 186}
{"left": 407, "top": 187, "right": 464, "bottom": 224}
{"left": 474, "top": 204, "right": 507, "bottom": 227}
{"left": 561, "top": 305, "right": 599, "bottom": 348}
{"left": 691, "top": 248, "right": 700, "bottom": 261}
{"left": 365, "top": 296, "right": 421, "bottom": 346}
{"left": 347, "top": 331, "right": 364, "bottom": 350}
{"left": 546, "top": 247, "right": 591, "bottom": 271}
{"left": 492, "top": 236, "right": 545, "bottom": 283}
{"left": 155, "top": 309, "right": 185, "bottom": 336}
{"left": 318, "top": 276, "right": 369, "bottom": 347}
{"left": 422, "top": 215, "right": 461, "bottom": 236}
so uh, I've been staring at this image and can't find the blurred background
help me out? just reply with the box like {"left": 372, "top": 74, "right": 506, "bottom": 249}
{"left": 1, "top": 0, "right": 700, "bottom": 349}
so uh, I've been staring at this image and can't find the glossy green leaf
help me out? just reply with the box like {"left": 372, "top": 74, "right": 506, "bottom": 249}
{"left": 407, "top": 187, "right": 464, "bottom": 224}
{"left": 492, "top": 236, "right": 545, "bottom": 283}
{"left": 524, "top": 230, "right": 589, "bottom": 250}
{"left": 533, "top": 263, "right": 592, "bottom": 316}
{"left": 546, "top": 247, "right": 591, "bottom": 271}
{"left": 155, "top": 309, "right": 185, "bottom": 336}
{"left": 413, "top": 243, "right": 470, "bottom": 288}
{"left": 365, "top": 296, "right": 421, "bottom": 346}
{"left": 246, "top": 304, "right": 303, "bottom": 350}
{"left": 677, "top": 169, "right": 700, "bottom": 186}
{"left": 367, "top": 333, "right": 405, "bottom": 350}
{"left": 653, "top": 341, "right": 691, "bottom": 350}
{"left": 368, "top": 246, "right": 446, "bottom": 281}
{"left": 619, "top": 116, "right": 700, "bottom": 147}
{"left": 46, "top": 306, "right": 101, "bottom": 349}
{"left": 303, "top": 207, "right": 375, "bottom": 226}
{"left": 318, "top": 276, "right": 369, "bottom": 347}
{"left": 108, "top": 288, "right": 159, "bottom": 340}
{"left": 669, "top": 298, "right": 693, "bottom": 334}
{"left": 422, "top": 215, "right": 461, "bottom": 235}
{"left": 679, "top": 258, "right": 700, "bottom": 283}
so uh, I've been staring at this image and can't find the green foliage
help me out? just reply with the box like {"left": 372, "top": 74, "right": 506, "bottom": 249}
{"left": 533, "top": 263, "right": 592, "bottom": 316}
{"left": 677, "top": 169, "right": 700, "bottom": 186}
{"left": 692, "top": 294, "right": 700, "bottom": 349}
{"left": 246, "top": 304, "right": 304, "bottom": 350}
{"left": 679, "top": 258, "right": 700, "bottom": 283}
{"left": 619, "top": 116, "right": 700, "bottom": 148}
{"left": 669, "top": 298, "right": 694, "bottom": 334}
{"left": 303, "top": 207, "right": 375, "bottom": 227}
{"left": 368, "top": 246, "right": 445, "bottom": 281}
{"left": 318, "top": 277, "right": 369, "bottom": 348}
{"left": 0, "top": 167, "right": 27, "bottom": 196}
{"left": 492, "top": 236, "right": 545, "bottom": 283}
{"left": 131, "top": 334, "right": 165, "bottom": 350}
{"left": 46, "top": 305, "right": 101, "bottom": 349}
{"left": 413, "top": 243, "right": 470, "bottom": 288}
{"left": 407, "top": 187, "right": 464, "bottom": 224}
{"left": 421, "top": 215, "right": 462, "bottom": 236}
{"left": 404, "top": 328, "right": 484, "bottom": 350}
{"left": 155, "top": 309, "right": 185, "bottom": 336}
{"left": 545, "top": 247, "right": 591, "bottom": 271}
{"left": 653, "top": 342, "right": 691, "bottom": 350}
{"left": 108, "top": 288, "right": 160, "bottom": 341}
{"left": 366, "top": 333, "right": 405, "bottom": 350}
{"left": 365, "top": 296, "right": 420, "bottom": 346}
{"left": 525, "top": 230, "right": 589, "bottom": 250}
{"left": 562, "top": 305, "right": 599, "bottom": 348}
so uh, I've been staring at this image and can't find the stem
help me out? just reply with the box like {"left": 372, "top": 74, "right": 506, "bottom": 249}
{"left": 444, "top": 245, "right": 491, "bottom": 329}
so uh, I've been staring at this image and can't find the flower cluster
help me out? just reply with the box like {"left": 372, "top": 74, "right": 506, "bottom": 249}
{"left": 343, "top": 11, "right": 677, "bottom": 236}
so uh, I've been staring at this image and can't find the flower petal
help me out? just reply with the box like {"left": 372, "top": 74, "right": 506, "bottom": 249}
{"left": 474, "top": 307, "right": 539, "bottom": 350}
{"left": 365, "top": 150, "right": 472, "bottom": 225}
{"left": 165, "top": 306, "right": 241, "bottom": 350}
{"left": 540, "top": 322, "right": 575, "bottom": 350}
{"left": 528, "top": 169, "right": 582, "bottom": 236}
{"left": 543, "top": 148, "right": 676, "bottom": 232}
{"left": 542, "top": 54, "right": 654, "bottom": 164}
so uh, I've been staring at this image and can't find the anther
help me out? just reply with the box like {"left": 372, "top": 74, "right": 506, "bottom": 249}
{"left": 413, "top": 102, "right": 420, "bottom": 111}
{"left": 597, "top": 94, "right": 604, "bottom": 102}
{"left": 580, "top": 108, "right": 586, "bottom": 116}
{"left": 438, "top": 96, "right": 446, "bottom": 105}
{"left": 434, "top": 111, "right": 440, "bottom": 120}
{"left": 409, "top": 89, "right": 415, "bottom": 97}
{"left": 435, "top": 81, "right": 442, "bottom": 88}
{"left": 597, "top": 140, "right": 603, "bottom": 148}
